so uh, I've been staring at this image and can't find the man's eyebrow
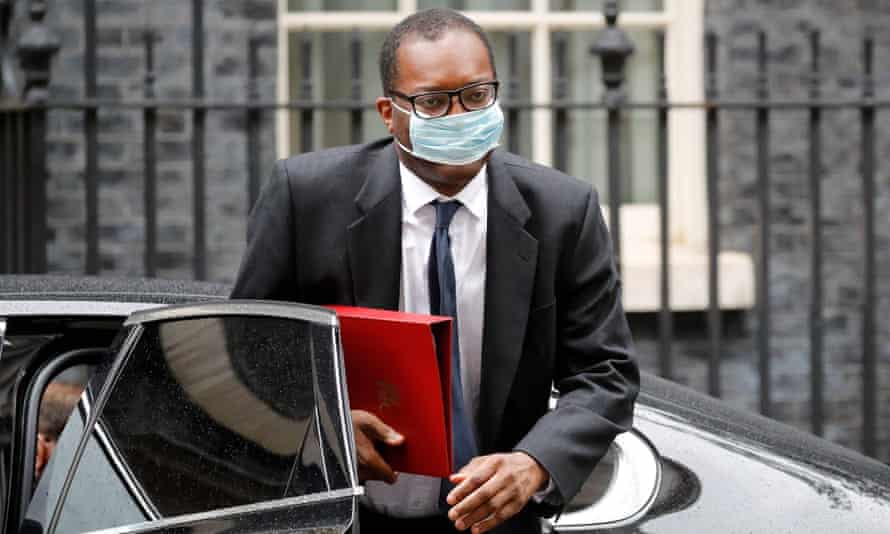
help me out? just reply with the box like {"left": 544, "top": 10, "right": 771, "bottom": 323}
{"left": 410, "top": 79, "right": 494, "bottom": 93}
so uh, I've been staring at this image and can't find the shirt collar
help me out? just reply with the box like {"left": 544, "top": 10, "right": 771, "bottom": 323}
{"left": 399, "top": 161, "right": 487, "bottom": 220}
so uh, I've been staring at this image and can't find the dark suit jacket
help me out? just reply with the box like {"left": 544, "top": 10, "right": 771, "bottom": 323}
{"left": 231, "top": 138, "right": 639, "bottom": 533}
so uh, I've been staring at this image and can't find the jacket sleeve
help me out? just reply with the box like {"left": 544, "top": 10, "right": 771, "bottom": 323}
{"left": 514, "top": 187, "right": 640, "bottom": 514}
{"left": 230, "top": 160, "right": 297, "bottom": 301}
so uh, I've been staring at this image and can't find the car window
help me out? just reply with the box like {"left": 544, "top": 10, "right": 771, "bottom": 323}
{"left": 33, "top": 309, "right": 357, "bottom": 534}
{"left": 44, "top": 430, "right": 148, "bottom": 533}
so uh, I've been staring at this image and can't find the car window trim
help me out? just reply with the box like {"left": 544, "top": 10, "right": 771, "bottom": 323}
{"left": 329, "top": 327, "right": 360, "bottom": 489}
{"left": 124, "top": 300, "right": 337, "bottom": 328}
{"left": 46, "top": 325, "right": 145, "bottom": 534}
{"left": 83, "top": 486, "right": 364, "bottom": 534}
{"left": 6, "top": 346, "right": 109, "bottom": 534}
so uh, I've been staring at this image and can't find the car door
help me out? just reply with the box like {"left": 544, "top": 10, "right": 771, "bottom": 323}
{"left": 19, "top": 301, "right": 362, "bottom": 534}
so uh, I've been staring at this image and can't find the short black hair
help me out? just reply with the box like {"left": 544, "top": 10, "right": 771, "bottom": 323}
{"left": 379, "top": 8, "right": 497, "bottom": 96}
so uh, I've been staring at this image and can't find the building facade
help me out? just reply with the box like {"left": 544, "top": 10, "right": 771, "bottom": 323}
{"left": 6, "top": 0, "right": 889, "bottom": 460}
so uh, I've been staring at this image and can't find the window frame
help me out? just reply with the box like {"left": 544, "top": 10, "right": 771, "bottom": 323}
{"left": 275, "top": 1, "right": 757, "bottom": 312}
{"left": 276, "top": 0, "right": 704, "bottom": 236}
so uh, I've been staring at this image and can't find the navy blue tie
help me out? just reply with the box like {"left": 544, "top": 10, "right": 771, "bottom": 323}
{"left": 428, "top": 200, "right": 478, "bottom": 506}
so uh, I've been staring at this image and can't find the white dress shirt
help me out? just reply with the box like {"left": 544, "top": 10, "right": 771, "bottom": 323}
{"left": 362, "top": 161, "right": 488, "bottom": 517}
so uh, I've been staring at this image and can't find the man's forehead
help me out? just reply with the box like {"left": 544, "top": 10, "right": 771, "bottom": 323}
{"left": 394, "top": 29, "right": 495, "bottom": 92}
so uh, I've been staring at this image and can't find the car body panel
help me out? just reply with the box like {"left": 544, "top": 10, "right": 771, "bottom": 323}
{"left": 614, "top": 376, "right": 890, "bottom": 533}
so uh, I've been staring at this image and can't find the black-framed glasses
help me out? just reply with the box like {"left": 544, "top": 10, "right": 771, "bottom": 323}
{"left": 390, "top": 81, "right": 500, "bottom": 119}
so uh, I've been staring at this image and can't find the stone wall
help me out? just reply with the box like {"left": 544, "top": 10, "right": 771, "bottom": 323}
{"left": 635, "top": 0, "right": 890, "bottom": 460}
{"left": 44, "top": 0, "right": 277, "bottom": 281}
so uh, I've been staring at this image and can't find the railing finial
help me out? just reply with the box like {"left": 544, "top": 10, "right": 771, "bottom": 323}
{"left": 604, "top": 0, "right": 619, "bottom": 26}
{"left": 590, "top": 0, "right": 635, "bottom": 107}
{"left": 16, "top": 0, "right": 60, "bottom": 103}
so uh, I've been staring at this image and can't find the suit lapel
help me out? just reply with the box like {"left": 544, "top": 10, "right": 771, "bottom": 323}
{"left": 478, "top": 151, "right": 538, "bottom": 452}
{"left": 347, "top": 144, "right": 401, "bottom": 311}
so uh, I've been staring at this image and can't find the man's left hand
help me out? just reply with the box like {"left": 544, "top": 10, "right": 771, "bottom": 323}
{"left": 446, "top": 452, "right": 548, "bottom": 533}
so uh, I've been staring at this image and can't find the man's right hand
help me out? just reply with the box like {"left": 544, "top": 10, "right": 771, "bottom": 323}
{"left": 351, "top": 409, "right": 404, "bottom": 484}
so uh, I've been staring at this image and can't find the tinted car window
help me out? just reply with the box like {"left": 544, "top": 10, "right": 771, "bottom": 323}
{"left": 52, "top": 432, "right": 147, "bottom": 532}
{"left": 48, "top": 314, "right": 351, "bottom": 533}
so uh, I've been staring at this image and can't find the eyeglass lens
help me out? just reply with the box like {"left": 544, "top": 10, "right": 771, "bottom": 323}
{"left": 414, "top": 83, "right": 496, "bottom": 118}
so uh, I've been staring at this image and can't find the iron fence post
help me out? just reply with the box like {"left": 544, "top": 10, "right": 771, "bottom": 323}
{"left": 299, "top": 35, "right": 313, "bottom": 153}
{"left": 84, "top": 0, "right": 99, "bottom": 274}
{"left": 553, "top": 31, "right": 568, "bottom": 172}
{"left": 16, "top": 0, "right": 58, "bottom": 274}
{"left": 192, "top": 0, "right": 207, "bottom": 280}
{"left": 756, "top": 30, "right": 771, "bottom": 417}
{"left": 860, "top": 31, "right": 877, "bottom": 458}
{"left": 143, "top": 28, "right": 158, "bottom": 277}
{"left": 808, "top": 29, "right": 824, "bottom": 437}
{"left": 0, "top": 0, "right": 16, "bottom": 98}
{"left": 0, "top": 0, "right": 12, "bottom": 272}
{"left": 247, "top": 34, "right": 261, "bottom": 209}
{"left": 349, "top": 29, "right": 363, "bottom": 145}
{"left": 656, "top": 30, "right": 672, "bottom": 381}
{"left": 705, "top": 31, "right": 722, "bottom": 398}
{"left": 591, "top": 0, "right": 634, "bottom": 272}
{"left": 506, "top": 32, "right": 520, "bottom": 154}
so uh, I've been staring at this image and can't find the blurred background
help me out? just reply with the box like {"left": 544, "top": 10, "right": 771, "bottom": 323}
{"left": 2, "top": 0, "right": 889, "bottom": 462}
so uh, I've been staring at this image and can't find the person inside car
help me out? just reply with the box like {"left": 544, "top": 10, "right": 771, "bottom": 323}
{"left": 35, "top": 382, "right": 84, "bottom": 481}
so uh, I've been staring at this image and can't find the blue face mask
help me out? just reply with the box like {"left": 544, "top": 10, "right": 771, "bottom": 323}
{"left": 390, "top": 100, "right": 505, "bottom": 166}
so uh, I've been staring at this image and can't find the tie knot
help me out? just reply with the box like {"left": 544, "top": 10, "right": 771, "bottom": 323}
{"left": 432, "top": 200, "right": 461, "bottom": 230}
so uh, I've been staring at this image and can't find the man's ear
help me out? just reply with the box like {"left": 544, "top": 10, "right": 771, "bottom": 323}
{"left": 376, "top": 97, "right": 395, "bottom": 134}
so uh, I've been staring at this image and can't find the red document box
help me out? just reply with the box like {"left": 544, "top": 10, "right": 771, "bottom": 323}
{"left": 329, "top": 306, "right": 454, "bottom": 478}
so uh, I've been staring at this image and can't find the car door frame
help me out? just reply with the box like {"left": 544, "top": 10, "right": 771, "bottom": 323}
{"left": 3, "top": 346, "right": 107, "bottom": 534}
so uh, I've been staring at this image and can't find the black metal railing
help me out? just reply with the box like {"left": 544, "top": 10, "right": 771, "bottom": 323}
{"left": 0, "top": 1, "right": 885, "bottom": 458}
{"left": 1, "top": 0, "right": 56, "bottom": 275}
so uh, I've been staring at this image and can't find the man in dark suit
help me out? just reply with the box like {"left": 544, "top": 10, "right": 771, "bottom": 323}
{"left": 231, "top": 8, "right": 638, "bottom": 534}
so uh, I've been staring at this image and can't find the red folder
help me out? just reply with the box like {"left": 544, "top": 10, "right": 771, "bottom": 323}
{"left": 328, "top": 305, "right": 453, "bottom": 478}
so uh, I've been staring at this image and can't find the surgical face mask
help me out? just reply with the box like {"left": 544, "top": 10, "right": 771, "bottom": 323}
{"left": 390, "top": 100, "right": 505, "bottom": 166}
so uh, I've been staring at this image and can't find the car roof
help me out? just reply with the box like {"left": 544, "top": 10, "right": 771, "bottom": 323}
{"left": 0, "top": 275, "right": 228, "bottom": 304}
{"left": 0, "top": 275, "right": 230, "bottom": 317}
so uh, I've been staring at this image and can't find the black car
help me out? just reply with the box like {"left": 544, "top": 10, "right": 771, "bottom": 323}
{"left": 1, "top": 276, "right": 889, "bottom": 533}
